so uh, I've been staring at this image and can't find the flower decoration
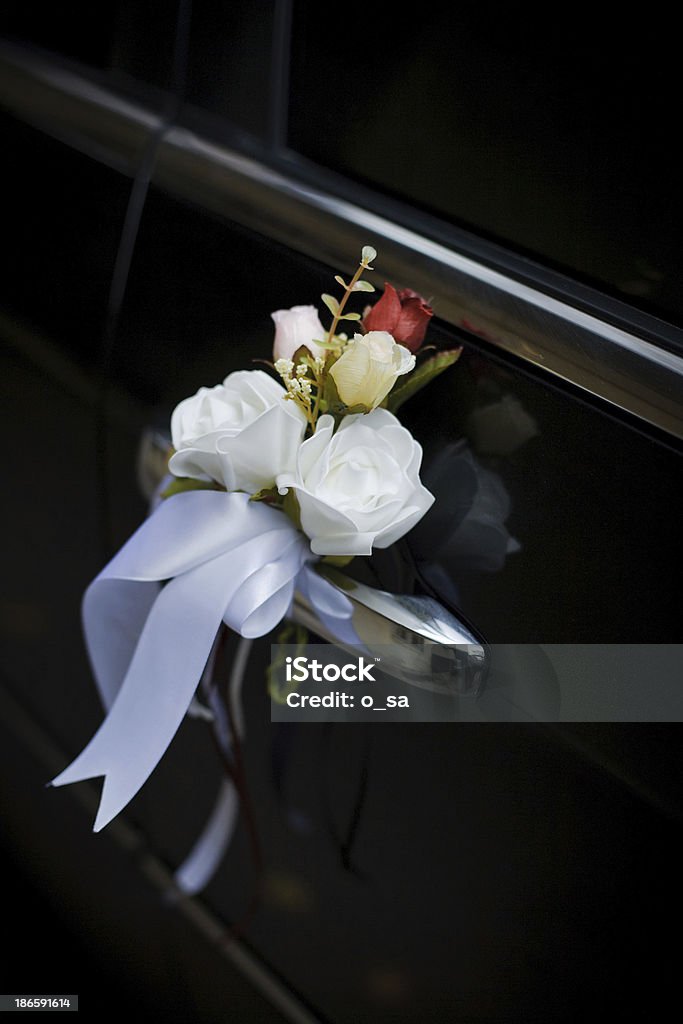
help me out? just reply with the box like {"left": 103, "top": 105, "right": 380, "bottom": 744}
{"left": 49, "top": 245, "right": 462, "bottom": 889}
{"left": 362, "top": 281, "right": 433, "bottom": 352}
{"left": 271, "top": 304, "right": 327, "bottom": 361}
{"left": 276, "top": 409, "right": 434, "bottom": 556}
{"left": 169, "top": 369, "right": 307, "bottom": 491}
{"left": 329, "top": 330, "right": 415, "bottom": 410}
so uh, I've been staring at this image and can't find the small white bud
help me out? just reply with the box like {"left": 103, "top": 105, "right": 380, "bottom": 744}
{"left": 274, "top": 357, "right": 294, "bottom": 380}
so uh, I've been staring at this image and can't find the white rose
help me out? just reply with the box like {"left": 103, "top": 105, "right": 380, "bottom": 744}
{"left": 169, "top": 369, "right": 307, "bottom": 493}
{"left": 271, "top": 305, "right": 327, "bottom": 361}
{"left": 329, "top": 331, "right": 415, "bottom": 411}
{"left": 276, "top": 409, "right": 434, "bottom": 556}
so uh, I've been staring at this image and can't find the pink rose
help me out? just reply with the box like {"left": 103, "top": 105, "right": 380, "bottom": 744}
{"left": 271, "top": 305, "right": 327, "bottom": 361}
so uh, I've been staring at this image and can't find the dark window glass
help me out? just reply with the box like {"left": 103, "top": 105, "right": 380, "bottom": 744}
{"left": 110, "top": 185, "right": 330, "bottom": 409}
{"left": 108, "top": 0, "right": 180, "bottom": 92}
{"left": 184, "top": 0, "right": 276, "bottom": 140}
{"left": 0, "top": 0, "right": 180, "bottom": 92}
{"left": 0, "top": 114, "right": 131, "bottom": 369}
{"left": 289, "top": 4, "right": 683, "bottom": 326}
{"left": 1, "top": 0, "right": 275, "bottom": 134}
{"left": 0, "top": 1, "right": 118, "bottom": 68}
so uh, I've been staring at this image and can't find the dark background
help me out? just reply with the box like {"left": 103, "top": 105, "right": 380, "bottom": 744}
{"left": 2, "top": 3, "right": 682, "bottom": 1021}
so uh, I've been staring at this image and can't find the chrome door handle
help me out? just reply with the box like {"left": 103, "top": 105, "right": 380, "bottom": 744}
{"left": 291, "top": 564, "right": 488, "bottom": 697}
{"left": 136, "top": 429, "right": 488, "bottom": 697}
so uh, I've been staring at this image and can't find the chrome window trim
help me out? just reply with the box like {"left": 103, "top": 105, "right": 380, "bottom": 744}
{"left": 2, "top": 42, "right": 682, "bottom": 441}
{"left": 0, "top": 43, "right": 160, "bottom": 173}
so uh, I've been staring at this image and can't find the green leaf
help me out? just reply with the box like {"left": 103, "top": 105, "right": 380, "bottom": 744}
{"left": 250, "top": 486, "right": 280, "bottom": 505}
{"left": 311, "top": 336, "right": 344, "bottom": 350}
{"left": 159, "top": 476, "right": 221, "bottom": 500}
{"left": 353, "top": 280, "right": 375, "bottom": 292}
{"left": 386, "top": 347, "right": 463, "bottom": 414}
{"left": 342, "top": 403, "right": 370, "bottom": 415}
{"left": 321, "top": 370, "right": 350, "bottom": 420}
{"left": 334, "top": 275, "right": 348, "bottom": 289}
{"left": 291, "top": 344, "right": 314, "bottom": 365}
{"left": 282, "top": 488, "right": 302, "bottom": 530}
{"left": 361, "top": 245, "right": 377, "bottom": 265}
{"left": 321, "top": 554, "right": 355, "bottom": 567}
{"left": 321, "top": 293, "right": 339, "bottom": 315}
{"left": 339, "top": 311, "right": 361, "bottom": 321}
{"left": 322, "top": 366, "right": 342, "bottom": 408}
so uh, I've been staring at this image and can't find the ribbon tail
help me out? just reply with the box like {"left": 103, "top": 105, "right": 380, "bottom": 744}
{"left": 51, "top": 548, "right": 242, "bottom": 831}
{"left": 83, "top": 579, "right": 160, "bottom": 711}
{"left": 51, "top": 491, "right": 313, "bottom": 834}
{"left": 174, "top": 636, "right": 253, "bottom": 894}
{"left": 174, "top": 778, "right": 240, "bottom": 894}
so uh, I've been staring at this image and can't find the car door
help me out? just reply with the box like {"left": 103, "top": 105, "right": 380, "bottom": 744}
{"left": 2, "top": 5, "right": 682, "bottom": 1022}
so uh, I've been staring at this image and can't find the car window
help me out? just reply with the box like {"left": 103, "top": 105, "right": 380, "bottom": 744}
{"left": 289, "top": 5, "right": 683, "bottom": 327}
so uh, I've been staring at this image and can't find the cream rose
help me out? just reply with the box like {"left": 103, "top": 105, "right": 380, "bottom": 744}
{"left": 276, "top": 409, "right": 434, "bottom": 556}
{"left": 329, "top": 330, "right": 415, "bottom": 411}
{"left": 271, "top": 305, "right": 327, "bottom": 361}
{"left": 169, "top": 369, "right": 307, "bottom": 493}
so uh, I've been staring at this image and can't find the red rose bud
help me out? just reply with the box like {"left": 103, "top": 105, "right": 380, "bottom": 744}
{"left": 363, "top": 282, "right": 433, "bottom": 352}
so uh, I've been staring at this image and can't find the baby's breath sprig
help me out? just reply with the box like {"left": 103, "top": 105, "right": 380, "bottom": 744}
{"left": 274, "top": 357, "right": 316, "bottom": 427}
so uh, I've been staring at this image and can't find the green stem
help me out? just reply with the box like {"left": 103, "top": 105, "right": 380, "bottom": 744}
{"left": 325, "top": 260, "right": 368, "bottom": 347}
{"left": 310, "top": 362, "right": 323, "bottom": 423}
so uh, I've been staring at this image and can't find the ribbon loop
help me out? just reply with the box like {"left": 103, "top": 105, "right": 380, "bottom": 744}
{"left": 50, "top": 491, "right": 311, "bottom": 830}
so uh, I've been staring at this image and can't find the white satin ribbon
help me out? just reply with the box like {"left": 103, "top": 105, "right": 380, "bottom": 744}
{"left": 174, "top": 778, "right": 239, "bottom": 894}
{"left": 50, "top": 490, "right": 313, "bottom": 832}
{"left": 174, "top": 635, "right": 252, "bottom": 895}
{"left": 296, "top": 563, "right": 362, "bottom": 647}
{"left": 172, "top": 568, "right": 360, "bottom": 895}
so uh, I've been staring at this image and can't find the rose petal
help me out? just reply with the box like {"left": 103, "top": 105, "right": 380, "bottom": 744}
{"left": 362, "top": 282, "right": 401, "bottom": 333}
{"left": 280, "top": 405, "right": 433, "bottom": 557}
{"left": 271, "top": 305, "right": 327, "bottom": 361}
{"left": 296, "top": 414, "right": 335, "bottom": 483}
{"left": 168, "top": 445, "right": 226, "bottom": 487}
{"left": 309, "top": 531, "right": 378, "bottom": 557}
{"left": 329, "top": 342, "right": 372, "bottom": 406}
{"left": 215, "top": 403, "right": 306, "bottom": 493}
{"left": 372, "top": 494, "right": 435, "bottom": 548}
{"left": 394, "top": 296, "right": 433, "bottom": 351}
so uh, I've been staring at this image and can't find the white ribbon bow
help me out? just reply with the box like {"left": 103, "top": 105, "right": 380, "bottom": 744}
{"left": 50, "top": 490, "right": 350, "bottom": 840}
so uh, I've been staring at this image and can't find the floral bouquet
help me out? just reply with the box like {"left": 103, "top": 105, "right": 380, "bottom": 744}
{"left": 50, "top": 246, "right": 461, "bottom": 889}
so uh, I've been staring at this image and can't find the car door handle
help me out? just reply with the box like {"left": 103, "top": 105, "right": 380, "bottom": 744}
{"left": 137, "top": 428, "right": 489, "bottom": 697}
{"left": 291, "top": 563, "right": 488, "bottom": 697}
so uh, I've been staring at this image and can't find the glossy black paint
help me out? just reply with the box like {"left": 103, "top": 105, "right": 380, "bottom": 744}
{"left": 402, "top": 334, "right": 683, "bottom": 643}
{"left": 2, "top": 6, "right": 683, "bottom": 1023}
{"left": 1, "top": 114, "right": 131, "bottom": 370}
